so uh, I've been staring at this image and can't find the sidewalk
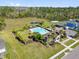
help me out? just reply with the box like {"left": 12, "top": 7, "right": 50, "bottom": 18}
{"left": 49, "top": 40, "right": 79, "bottom": 59}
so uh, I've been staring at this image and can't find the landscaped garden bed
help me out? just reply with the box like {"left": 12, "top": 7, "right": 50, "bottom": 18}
{"left": 12, "top": 29, "right": 32, "bottom": 44}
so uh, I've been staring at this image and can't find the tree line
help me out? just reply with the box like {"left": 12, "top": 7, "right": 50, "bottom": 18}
{"left": 0, "top": 7, "right": 79, "bottom": 21}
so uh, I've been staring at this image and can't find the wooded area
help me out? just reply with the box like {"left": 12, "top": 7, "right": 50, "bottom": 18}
{"left": 0, "top": 7, "right": 79, "bottom": 21}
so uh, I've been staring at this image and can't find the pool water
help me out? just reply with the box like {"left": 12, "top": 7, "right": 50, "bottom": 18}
{"left": 30, "top": 27, "right": 49, "bottom": 35}
{"left": 67, "top": 23, "right": 76, "bottom": 27}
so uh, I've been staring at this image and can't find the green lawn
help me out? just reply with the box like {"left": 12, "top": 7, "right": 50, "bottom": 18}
{"left": 71, "top": 42, "right": 79, "bottom": 48}
{"left": 4, "top": 17, "right": 46, "bottom": 31}
{"left": 64, "top": 40, "right": 75, "bottom": 46}
{"left": 55, "top": 53, "right": 65, "bottom": 59}
{"left": 65, "top": 49, "right": 70, "bottom": 52}
{"left": 1, "top": 31, "right": 64, "bottom": 59}
{"left": 60, "top": 38, "right": 67, "bottom": 42}
{"left": 0, "top": 17, "right": 65, "bottom": 59}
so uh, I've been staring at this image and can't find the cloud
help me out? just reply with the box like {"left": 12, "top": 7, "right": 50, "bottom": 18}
{"left": 9, "top": 3, "right": 21, "bottom": 6}
{"left": 15, "top": 4, "right": 20, "bottom": 6}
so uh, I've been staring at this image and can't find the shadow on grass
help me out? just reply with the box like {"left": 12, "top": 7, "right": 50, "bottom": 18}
{"left": 15, "top": 37, "right": 25, "bottom": 45}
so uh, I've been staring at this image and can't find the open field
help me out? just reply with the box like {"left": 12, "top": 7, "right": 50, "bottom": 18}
{"left": 0, "top": 17, "right": 65, "bottom": 59}
{"left": 4, "top": 17, "right": 46, "bottom": 31}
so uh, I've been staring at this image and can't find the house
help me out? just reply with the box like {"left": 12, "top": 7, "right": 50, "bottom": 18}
{"left": 65, "top": 19, "right": 79, "bottom": 31}
{"left": 0, "top": 39, "right": 6, "bottom": 58}
{"left": 54, "top": 21, "right": 66, "bottom": 27}
{"left": 62, "top": 46, "right": 79, "bottom": 59}
{"left": 66, "top": 21, "right": 77, "bottom": 29}
{"left": 52, "top": 19, "right": 79, "bottom": 31}
{"left": 66, "top": 29, "right": 77, "bottom": 38}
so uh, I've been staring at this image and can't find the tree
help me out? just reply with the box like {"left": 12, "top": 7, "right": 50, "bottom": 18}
{"left": 42, "top": 21, "right": 51, "bottom": 28}
{"left": 0, "top": 17, "right": 6, "bottom": 30}
{"left": 32, "top": 32, "right": 43, "bottom": 41}
{"left": 0, "top": 7, "right": 79, "bottom": 20}
{"left": 0, "top": 7, "right": 14, "bottom": 17}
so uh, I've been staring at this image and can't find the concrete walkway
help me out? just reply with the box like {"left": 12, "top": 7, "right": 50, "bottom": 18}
{"left": 72, "top": 39, "right": 76, "bottom": 41}
{"left": 62, "top": 39, "right": 70, "bottom": 43}
{"left": 49, "top": 40, "right": 79, "bottom": 59}
{"left": 58, "top": 41, "right": 72, "bottom": 50}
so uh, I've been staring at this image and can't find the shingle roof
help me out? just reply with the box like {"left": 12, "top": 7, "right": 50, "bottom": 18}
{"left": 66, "top": 29, "right": 77, "bottom": 36}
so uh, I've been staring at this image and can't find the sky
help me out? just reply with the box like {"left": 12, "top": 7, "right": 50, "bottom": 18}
{"left": 0, "top": 0, "right": 79, "bottom": 7}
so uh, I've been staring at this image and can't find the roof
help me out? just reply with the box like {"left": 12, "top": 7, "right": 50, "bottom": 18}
{"left": 55, "top": 22, "right": 65, "bottom": 26}
{"left": 66, "top": 22, "right": 77, "bottom": 29}
{"left": 55, "top": 27, "right": 63, "bottom": 32}
{"left": 53, "top": 21, "right": 68, "bottom": 27}
{"left": 62, "top": 46, "right": 79, "bottom": 59}
{"left": 66, "top": 29, "right": 77, "bottom": 36}
{"left": 51, "top": 21, "right": 59, "bottom": 23}
{"left": 66, "top": 20, "right": 79, "bottom": 30}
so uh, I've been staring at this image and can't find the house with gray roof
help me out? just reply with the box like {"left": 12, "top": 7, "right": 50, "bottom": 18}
{"left": 66, "top": 29, "right": 77, "bottom": 38}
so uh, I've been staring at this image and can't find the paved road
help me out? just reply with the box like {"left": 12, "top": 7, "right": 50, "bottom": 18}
{"left": 49, "top": 40, "right": 79, "bottom": 59}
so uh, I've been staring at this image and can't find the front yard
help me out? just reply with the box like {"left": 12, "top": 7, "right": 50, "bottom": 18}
{"left": 64, "top": 40, "right": 75, "bottom": 46}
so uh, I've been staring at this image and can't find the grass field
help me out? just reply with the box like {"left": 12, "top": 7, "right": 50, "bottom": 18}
{"left": 0, "top": 17, "right": 65, "bottom": 59}
{"left": 64, "top": 40, "right": 75, "bottom": 46}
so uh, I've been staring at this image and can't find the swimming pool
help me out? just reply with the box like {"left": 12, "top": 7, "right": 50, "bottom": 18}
{"left": 66, "top": 22, "right": 76, "bottom": 29}
{"left": 30, "top": 27, "right": 49, "bottom": 35}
